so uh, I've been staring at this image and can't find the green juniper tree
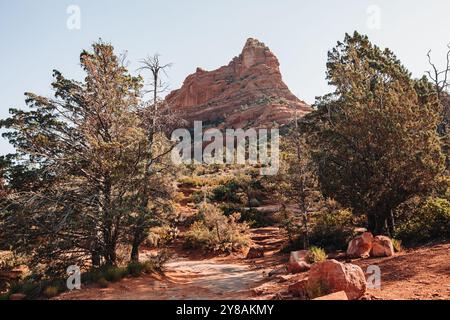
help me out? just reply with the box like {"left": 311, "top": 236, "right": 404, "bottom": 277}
{"left": 0, "top": 41, "right": 147, "bottom": 273}
{"left": 304, "top": 32, "right": 445, "bottom": 235}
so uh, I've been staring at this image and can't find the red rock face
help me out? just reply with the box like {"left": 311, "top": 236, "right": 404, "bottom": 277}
{"left": 166, "top": 38, "right": 311, "bottom": 128}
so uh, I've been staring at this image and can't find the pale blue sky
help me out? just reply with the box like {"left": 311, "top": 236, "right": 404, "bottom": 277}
{"left": 1, "top": 0, "right": 449, "bottom": 154}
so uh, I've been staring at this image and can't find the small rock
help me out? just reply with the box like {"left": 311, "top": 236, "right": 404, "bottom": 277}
{"left": 287, "top": 250, "right": 311, "bottom": 273}
{"left": 276, "top": 275, "right": 296, "bottom": 283}
{"left": 252, "top": 283, "right": 272, "bottom": 296}
{"left": 268, "top": 266, "right": 287, "bottom": 277}
{"left": 359, "top": 293, "right": 382, "bottom": 300}
{"left": 246, "top": 247, "right": 264, "bottom": 259}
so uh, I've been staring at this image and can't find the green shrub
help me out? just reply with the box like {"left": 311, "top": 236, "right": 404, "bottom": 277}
{"left": 126, "top": 251, "right": 170, "bottom": 277}
{"left": 391, "top": 239, "right": 403, "bottom": 252}
{"left": 178, "top": 176, "right": 208, "bottom": 188}
{"left": 81, "top": 270, "right": 103, "bottom": 284}
{"left": 248, "top": 198, "right": 261, "bottom": 208}
{"left": 143, "top": 226, "right": 179, "bottom": 248}
{"left": 10, "top": 280, "right": 41, "bottom": 299}
{"left": 82, "top": 266, "right": 127, "bottom": 286}
{"left": 103, "top": 266, "right": 127, "bottom": 282}
{"left": 43, "top": 286, "right": 60, "bottom": 298}
{"left": 184, "top": 221, "right": 215, "bottom": 250}
{"left": 127, "top": 262, "right": 145, "bottom": 277}
{"left": 0, "top": 292, "right": 11, "bottom": 300}
{"left": 308, "top": 209, "right": 356, "bottom": 252}
{"left": 395, "top": 197, "right": 450, "bottom": 246}
{"left": 307, "top": 280, "right": 329, "bottom": 300}
{"left": 97, "top": 278, "right": 109, "bottom": 288}
{"left": 184, "top": 203, "right": 250, "bottom": 253}
{"left": 239, "top": 208, "right": 275, "bottom": 228}
{"left": 211, "top": 180, "right": 242, "bottom": 203}
{"left": 306, "top": 246, "right": 327, "bottom": 264}
{"left": 219, "top": 204, "right": 275, "bottom": 228}
{"left": 147, "top": 250, "right": 170, "bottom": 272}
{"left": 190, "top": 190, "right": 206, "bottom": 204}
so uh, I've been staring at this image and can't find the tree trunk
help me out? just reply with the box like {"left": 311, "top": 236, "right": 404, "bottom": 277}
{"left": 104, "top": 243, "right": 117, "bottom": 266}
{"left": 91, "top": 242, "right": 101, "bottom": 268}
{"left": 302, "top": 211, "right": 309, "bottom": 249}
{"left": 130, "top": 241, "right": 140, "bottom": 263}
{"left": 367, "top": 213, "right": 376, "bottom": 234}
{"left": 387, "top": 209, "right": 395, "bottom": 236}
{"left": 374, "top": 213, "right": 388, "bottom": 236}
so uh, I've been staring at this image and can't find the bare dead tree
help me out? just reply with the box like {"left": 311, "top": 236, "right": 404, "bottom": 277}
{"left": 426, "top": 44, "right": 450, "bottom": 134}
{"left": 138, "top": 54, "right": 173, "bottom": 111}
{"left": 127, "top": 55, "right": 179, "bottom": 262}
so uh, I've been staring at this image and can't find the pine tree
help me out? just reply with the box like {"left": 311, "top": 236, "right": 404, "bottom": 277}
{"left": 304, "top": 32, "right": 445, "bottom": 235}
{"left": 0, "top": 41, "right": 146, "bottom": 273}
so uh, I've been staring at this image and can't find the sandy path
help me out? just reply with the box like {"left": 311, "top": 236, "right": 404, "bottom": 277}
{"left": 57, "top": 260, "right": 267, "bottom": 300}
{"left": 56, "top": 227, "right": 287, "bottom": 300}
{"left": 56, "top": 229, "right": 450, "bottom": 300}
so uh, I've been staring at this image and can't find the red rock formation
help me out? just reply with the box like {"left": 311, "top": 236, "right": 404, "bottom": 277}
{"left": 166, "top": 38, "right": 311, "bottom": 128}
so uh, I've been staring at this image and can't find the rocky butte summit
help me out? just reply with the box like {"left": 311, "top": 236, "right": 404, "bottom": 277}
{"left": 165, "top": 38, "right": 311, "bottom": 129}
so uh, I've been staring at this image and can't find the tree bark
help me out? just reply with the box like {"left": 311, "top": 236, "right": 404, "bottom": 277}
{"left": 367, "top": 213, "right": 376, "bottom": 234}
{"left": 302, "top": 211, "right": 309, "bottom": 249}
{"left": 130, "top": 241, "right": 140, "bottom": 263}
{"left": 387, "top": 209, "right": 395, "bottom": 236}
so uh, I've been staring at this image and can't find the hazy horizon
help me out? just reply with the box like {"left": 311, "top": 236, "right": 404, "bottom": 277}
{"left": 1, "top": 0, "right": 449, "bottom": 155}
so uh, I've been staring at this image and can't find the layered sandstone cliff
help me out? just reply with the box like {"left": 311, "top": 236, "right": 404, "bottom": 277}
{"left": 165, "top": 38, "right": 311, "bottom": 128}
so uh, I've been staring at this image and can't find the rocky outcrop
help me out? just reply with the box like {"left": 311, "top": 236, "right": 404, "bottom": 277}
{"left": 166, "top": 38, "right": 311, "bottom": 128}
{"left": 306, "top": 260, "right": 367, "bottom": 300}
{"left": 346, "top": 232, "right": 374, "bottom": 258}
{"left": 371, "top": 235, "right": 395, "bottom": 257}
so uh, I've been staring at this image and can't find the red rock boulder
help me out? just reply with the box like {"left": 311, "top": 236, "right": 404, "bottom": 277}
{"left": 371, "top": 235, "right": 394, "bottom": 257}
{"left": 306, "top": 259, "right": 367, "bottom": 300}
{"left": 287, "top": 250, "right": 311, "bottom": 273}
{"left": 346, "top": 232, "right": 374, "bottom": 258}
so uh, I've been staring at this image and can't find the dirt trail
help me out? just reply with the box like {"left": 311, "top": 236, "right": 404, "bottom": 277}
{"left": 56, "top": 237, "right": 450, "bottom": 300}
{"left": 57, "top": 227, "right": 288, "bottom": 300}
{"left": 55, "top": 185, "right": 450, "bottom": 301}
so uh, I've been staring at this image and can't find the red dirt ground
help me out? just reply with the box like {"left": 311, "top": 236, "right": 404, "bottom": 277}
{"left": 56, "top": 228, "right": 449, "bottom": 300}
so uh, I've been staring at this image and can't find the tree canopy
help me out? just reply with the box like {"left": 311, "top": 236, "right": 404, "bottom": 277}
{"left": 0, "top": 41, "right": 177, "bottom": 275}
{"left": 303, "top": 32, "right": 445, "bottom": 234}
